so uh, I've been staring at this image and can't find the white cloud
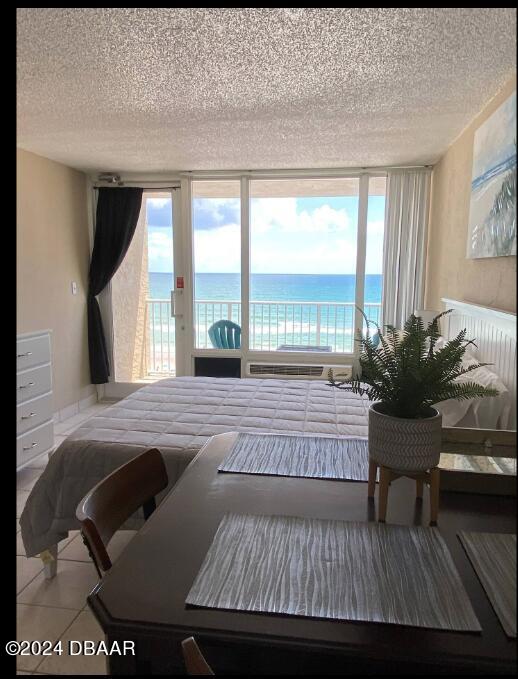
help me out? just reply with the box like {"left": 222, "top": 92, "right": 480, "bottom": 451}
{"left": 294, "top": 204, "right": 350, "bottom": 233}
{"left": 251, "top": 199, "right": 351, "bottom": 235}
{"left": 148, "top": 230, "right": 173, "bottom": 271}
{"left": 250, "top": 198, "right": 296, "bottom": 234}
{"left": 194, "top": 198, "right": 240, "bottom": 227}
{"left": 194, "top": 223, "right": 241, "bottom": 273}
{"left": 148, "top": 199, "right": 384, "bottom": 275}
{"left": 367, "top": 220, "right": 385, "bottom": 236}
{"left": 250, "top": 232, "right": 358, "bottom": 274}
{"left": 147, "top": 197, "right": 170, "bottom": 209}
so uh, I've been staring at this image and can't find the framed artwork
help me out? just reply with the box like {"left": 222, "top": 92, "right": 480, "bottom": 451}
{"left": 466, "top": 91, "right": 516, "bottom": 259}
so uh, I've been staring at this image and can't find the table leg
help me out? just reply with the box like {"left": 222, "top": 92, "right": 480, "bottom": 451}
{"left": 429, "top": 468, "right": 440, "bottom": 526}
{"left": 416, "top": 477, "right": 424, "bottom": 499}
{"left": 368, "top": 459, "right": 377, "bottom": 498}
{"left": 378, "top": 467, "right": 391, "bottom": 522}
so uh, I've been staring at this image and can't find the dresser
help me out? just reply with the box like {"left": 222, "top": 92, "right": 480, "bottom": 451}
{"left": 17, "top": 331, "right": 54, "bottom": 469}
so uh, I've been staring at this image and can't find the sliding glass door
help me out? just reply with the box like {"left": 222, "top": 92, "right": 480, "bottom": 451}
{"left": 111, "top": 189, "right": 181, "bottom": 381}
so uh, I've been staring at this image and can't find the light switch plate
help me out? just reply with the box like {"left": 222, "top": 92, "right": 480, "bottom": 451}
{"left": 71, "top": 281, "right": 77, "bottom": 295}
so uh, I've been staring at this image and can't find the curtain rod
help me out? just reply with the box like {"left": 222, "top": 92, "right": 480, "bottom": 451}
{"left": 91, "top": 164, "right": 433, "bottom": 186}
{"left": 92, "top": 184, "right": 180, "bottom": 189}
{"left": 180, "top": 164, "right": 433, "bottom": 175}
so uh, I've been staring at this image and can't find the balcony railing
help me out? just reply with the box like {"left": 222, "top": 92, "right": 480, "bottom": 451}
{"left": 145, "top": 299, "right": 382, "bottom": 375}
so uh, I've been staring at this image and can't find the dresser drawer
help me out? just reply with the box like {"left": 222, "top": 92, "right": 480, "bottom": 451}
{"left": 17, "top": 421, "right": 54, "bottom": 467}
{"left": 17, "top": 392, "right": 54, "bottom": 436}
{"left": 17, "top": 364, "right": 52, "bottom": 403}
{"left": 16, "top": 334, "right": 51, "bottom": 371}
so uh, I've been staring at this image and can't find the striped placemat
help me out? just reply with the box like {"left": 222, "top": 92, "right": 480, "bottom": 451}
{"left": 218, "top": 433, "right": 370, "bottom": 481}
{"left": 459, "top": 531, "right": 516, "bottom": 638}
{"left": 186, "top": 513, "right": 481, "bottom": 632}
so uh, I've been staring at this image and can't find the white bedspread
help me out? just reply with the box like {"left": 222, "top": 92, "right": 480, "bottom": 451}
{"left": 72, "top": 376, "right": 370, "bottom": 446}
{"left": 21, "top": 377, "right": 370, "bottom": 557}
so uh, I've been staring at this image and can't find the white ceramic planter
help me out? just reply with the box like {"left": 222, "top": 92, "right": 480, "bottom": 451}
{"left": 368, "top": 402, "right": 442, "bottom": 472}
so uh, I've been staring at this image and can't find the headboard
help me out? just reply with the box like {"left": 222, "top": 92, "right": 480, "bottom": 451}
{"left": 441, "top": 298, "right": 516, "bottom": 430}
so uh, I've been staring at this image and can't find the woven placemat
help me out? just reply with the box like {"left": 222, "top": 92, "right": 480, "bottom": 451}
{"left": 187, "top": 513, "right": 481, "bottom": 632}
{"left": 218, "top": 433, "right": 370, "bottom": 481}
{"left": 459, "top": 531, "right": 516, "bottom": 638}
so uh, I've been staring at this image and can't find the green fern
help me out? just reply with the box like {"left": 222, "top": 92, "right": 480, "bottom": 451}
{"left": 328, "top": 309, "right": 499, "bottom": 419}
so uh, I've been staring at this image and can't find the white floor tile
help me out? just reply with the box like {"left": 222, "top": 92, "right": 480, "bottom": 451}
{"left": 27, "top": 453, "right": 50, "bottom": 470}
{"left": 58, "top": 530, "right": 80, "bottom": 553}
{"left": 38, "top": 610, "right": 107, "bottom": 675}
{"left": 17, "top": 561, "right": 99, "bottom": 610}
{"left": 106, "top": 530, "right": 137, "bottom": 562}
{"left": 16, "top": 556, "right": 44, "bottom": 594}
{"left": 54, "top": 420, "right": 75, "bottom": 435}
{"left": 16, "top": 604, "right": 78, "bottom": 672}
{"left": 82, "top": 403, "right": 111, "bottom": 416}
{"left": 59, "top": 530, "right": 136, "bottom": 564}
{"left": 17, "top": 467, "right": 42, "bottom": 492}
{"left": 58, "top": 534, "right": 90, "bottom": 562}
{"left": 17, "top": 531, "right": 27, "bottom": 556}
{"left": 17, "top": 491, "right": 30, "bottom": 518}
{"left": 57, "top": 413, "right": 92, "bottom": 435}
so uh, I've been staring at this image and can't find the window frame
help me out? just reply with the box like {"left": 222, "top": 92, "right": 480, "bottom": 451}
{"left": 188, "top": 170, "right": 387, "bottom": 375}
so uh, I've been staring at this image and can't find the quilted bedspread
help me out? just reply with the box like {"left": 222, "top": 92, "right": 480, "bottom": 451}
{"left": 20, "top": 376, "right": 369, "bottom": 557}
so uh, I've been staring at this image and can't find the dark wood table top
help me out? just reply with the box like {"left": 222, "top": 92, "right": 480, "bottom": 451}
{"left": 88, "top": 432, "right": 517, "bottom": 673}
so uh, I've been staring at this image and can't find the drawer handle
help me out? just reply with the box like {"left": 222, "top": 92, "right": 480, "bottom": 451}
{"left": 21, "top": 412, "right": 36, "bottom": 420}
{"left": 17, "top": 351, "right": 33, "bottom": 358}
{"left": 19, "top": 382, "right": 35, "bottom": 389}
{"left": 23, "top": 442, "right": 38, "bottom": 450}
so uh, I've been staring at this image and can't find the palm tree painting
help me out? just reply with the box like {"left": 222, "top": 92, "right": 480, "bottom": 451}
{"left": 467, "top": 91, "right": 516, "bottom": 258}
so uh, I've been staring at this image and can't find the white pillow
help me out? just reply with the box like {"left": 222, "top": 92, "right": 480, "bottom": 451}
{"left": 431, "top": 336, "right": 508, "bottom": 426}
{"left": 457, "top": 362, "right": 508, "bottom": 394}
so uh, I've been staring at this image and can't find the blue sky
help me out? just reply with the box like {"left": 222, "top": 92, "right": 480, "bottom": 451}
{"left": 147, "top": 195, "right": 385, "bottom": 275}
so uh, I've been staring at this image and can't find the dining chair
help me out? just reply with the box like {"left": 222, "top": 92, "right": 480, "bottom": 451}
{"left": 76, "top": 448, "right": 168, "bottom": 577}
{"left": 181, "top": 637, "right": 214, "bottom": 675}
{"left": 208, "top": 320, "right": 241, "bottom": 349}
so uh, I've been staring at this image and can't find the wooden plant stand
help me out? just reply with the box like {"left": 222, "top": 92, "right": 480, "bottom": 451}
{"left": 368, "top": 459, "right": 440, "bottom": 526}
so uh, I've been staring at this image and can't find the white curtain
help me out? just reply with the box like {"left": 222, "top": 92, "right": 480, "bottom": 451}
{"left": 381, "top": 169, "right": 432, "bottom": 329}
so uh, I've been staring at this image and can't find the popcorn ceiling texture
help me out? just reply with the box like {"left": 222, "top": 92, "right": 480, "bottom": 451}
{"left": 16, "top": 8, "right": 516, "bottom": 172}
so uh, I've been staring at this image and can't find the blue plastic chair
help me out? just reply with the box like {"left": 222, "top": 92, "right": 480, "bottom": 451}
{"left": 208, "top": 320, "right": 241, "bottom": 349}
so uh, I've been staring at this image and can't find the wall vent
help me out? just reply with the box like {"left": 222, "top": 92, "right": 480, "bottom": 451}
{"left": 245, "top": 362, "right": 352, "bottom": 380}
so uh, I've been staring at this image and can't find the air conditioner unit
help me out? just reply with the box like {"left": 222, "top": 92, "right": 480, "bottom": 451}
{"left": 245, "top": 362, "right": 352, "bottom": 381}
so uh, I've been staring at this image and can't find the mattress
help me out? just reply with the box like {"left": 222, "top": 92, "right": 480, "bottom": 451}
{"left": 20, "top": 377, "right": 370, "bottom": 557}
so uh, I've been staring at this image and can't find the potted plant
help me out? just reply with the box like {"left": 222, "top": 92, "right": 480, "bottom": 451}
{"left": 328, "top": 310, "right": 499, "bottom": 472}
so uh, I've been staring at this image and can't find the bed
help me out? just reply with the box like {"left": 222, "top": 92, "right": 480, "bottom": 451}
{"left": 20, "top": 377, "right": 370, "bottom": 558}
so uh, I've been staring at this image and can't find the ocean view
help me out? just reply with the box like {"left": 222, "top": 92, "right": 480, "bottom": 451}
{"left": 146, "top": 272, "right": 383, "bottom": 359}
{"left": 149, "top": 272, "right": 383, "bottom": 303}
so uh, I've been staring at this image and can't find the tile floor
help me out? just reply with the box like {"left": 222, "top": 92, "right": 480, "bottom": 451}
{"left": 16, "top": 401, "right": 133, "bottom": 676}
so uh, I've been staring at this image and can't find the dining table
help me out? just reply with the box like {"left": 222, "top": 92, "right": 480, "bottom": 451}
{"left": 87, "top": 432, "right": 517, "bottom": 675}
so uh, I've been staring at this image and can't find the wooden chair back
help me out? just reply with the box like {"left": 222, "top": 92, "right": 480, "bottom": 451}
{"left": 181, "top": 637, "right": 214, "bottom": 675}
{"left": 76, "top": 448, "right": 168, "bottom": 575}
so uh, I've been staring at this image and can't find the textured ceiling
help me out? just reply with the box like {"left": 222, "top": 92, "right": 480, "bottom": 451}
{"left": 17, "top": 8, "right": 516, "bottom": 173}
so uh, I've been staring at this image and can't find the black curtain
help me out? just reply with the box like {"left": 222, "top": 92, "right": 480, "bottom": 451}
{"left": 88, "top": 187, "right": 144, "bottom": 384}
